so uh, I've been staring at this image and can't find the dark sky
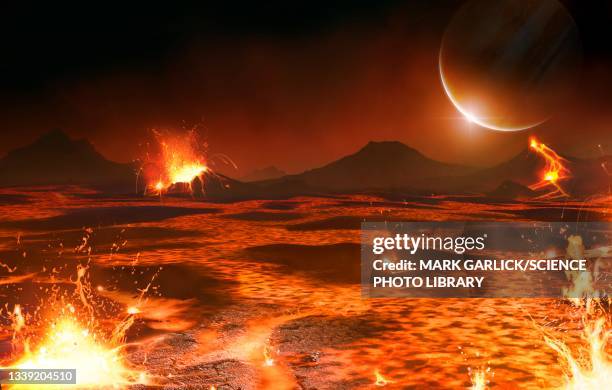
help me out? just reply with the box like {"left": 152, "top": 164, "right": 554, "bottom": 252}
{"left": 1, "top": 1, "right": 611, "bottom": 174}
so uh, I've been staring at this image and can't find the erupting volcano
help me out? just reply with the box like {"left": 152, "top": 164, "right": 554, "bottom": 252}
{"left": 528, "top": 136, "right": 571, "bottom": 199}
{"left": 141, "top": 130, "right": 209, "bottom": 196}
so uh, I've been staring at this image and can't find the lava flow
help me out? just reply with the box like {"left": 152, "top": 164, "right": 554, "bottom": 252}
{"left": 374, "top": 369, "right": 393, "bottom": 386}
{"left": 142, "top": 129, "right": 209, "bottom": 196}
{"left": 528, "top": 136, "right": 571, "bottom": 199}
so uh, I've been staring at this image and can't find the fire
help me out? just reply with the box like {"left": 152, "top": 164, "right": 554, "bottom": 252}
{"left": 154, "top": 180, "right": 164, "bottom": 193}
{"left": 5, "top": 314, "right": 146, "bottom": 388}
{"left": 545, "top": 171, "right": 559, "bottom": 182}
{"left": 144, "top": 130, "right": 209, "bottom": 195}
{"left": 1, "top": 232, "right": 151, "bottom": 389}
{"left": 545, "top": 316, "right": 611, "bottom": 389}
{"left": 528, "top": 136, "right": 571, "bottom": 198}
{"left": 10, "top": 305, "right": 25, "bottom": 341}
{"left": 127, "top": 306, "right": 140, "bottom": 315}
{"left": 263, "top": 345, "right": 274, "bottom": 367}
{"left": 169, "top": 163, "right": 208, "bottom": 184}
{"left": 562, "top": 235, "right": 608, "bottom": 310}
{"left": 374, "top": 369, "right": 394, "bottom": 386}
{"left": 469, "top": 368, "right": 488, "bottom": 390}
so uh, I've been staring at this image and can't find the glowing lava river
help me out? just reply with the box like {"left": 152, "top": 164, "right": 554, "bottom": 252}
{"left": 0, "top": 187, "right": 609, "bottom": 389}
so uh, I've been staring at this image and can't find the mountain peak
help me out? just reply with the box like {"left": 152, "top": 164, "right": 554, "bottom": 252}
{"left": 360, "top": 140, "right": 421, "bottom": 155}
{"left": 241, "top": 166, "right": 286, "bottom": 182}
{"left": 39, "top": 128, "right": 71, "bottom": 142}
{"left": 0, "top": 130, "right": 133, "bottom": 187}
{"left": 290, "top": 140, "right": 473, "bottom": 192}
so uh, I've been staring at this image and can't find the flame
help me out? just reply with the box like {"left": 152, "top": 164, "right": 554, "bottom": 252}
{"left": 4, "top": 314, "right": 146, "bottom": 388}
{"left": 263, "top": 345, "right": 274, "bottom": 367}
{"left": 10, "top": 304, "right": 25, "bottom": 342}
{"left": 374, "top": 369, "right": 394, "bottom": 386}
{"left": 127, "top": 306, "right": 140, "bottom": 315}
{"left": 144, "top": 130, "right": 208, "bottom": 195}
{"left": 545, "top": 317, "right": 611, "bottom": 389}
{"left": 469, "top": 368, "right": 488, "bottom": 390}
{"left": 528, "top": 136, "right": 571, "bottom": 198}
{"left": 154, "top": 180, "right": 165, "bottom": 195}
{"left": 562, "top": 235, "right": 608, "bottom": 311}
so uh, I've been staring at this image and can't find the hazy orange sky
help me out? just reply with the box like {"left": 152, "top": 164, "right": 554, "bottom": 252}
{"left": 0, "top": 1, "right": 610, "bottom": 175}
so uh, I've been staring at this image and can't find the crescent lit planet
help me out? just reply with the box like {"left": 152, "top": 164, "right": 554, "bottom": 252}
{"left": 439, "top": 53, "right": 546, "bottom": 131}
{"left": 439, "top": 0, "right": 581, "bottom": 132}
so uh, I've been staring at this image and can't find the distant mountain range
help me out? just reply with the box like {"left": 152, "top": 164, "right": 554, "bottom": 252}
{"left": 209, "top": 141, "right": 610, "bottom": 200}
{"left": 1, "top": 130, "right": 609, "bottom": 199}
{"left": 0, "top": 129, "right": 134, "bottom": 187}
{"left": 240, "top": 166, "right": 286, "bottom": 182}
{"left": 278, "top": 141, "right": 475, "bottom": 192}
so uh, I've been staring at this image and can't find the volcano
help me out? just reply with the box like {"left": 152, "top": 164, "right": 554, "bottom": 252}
{"left": 1, "top": 134, "right": 608, "bottom": 199}
{"left": 461, "top": 148, "right": 611, "bottom": 196}
{"left": 208, "top": 141, "right": 610, "bottom": 200}
{"left": 260, "top": 141, "right": 475, "bottom": 193}
{"left": 0, "top": 129, "right": 134, "bottom": 187}
{"left": 241, "top": 166, "right": 286, "bottom": 182}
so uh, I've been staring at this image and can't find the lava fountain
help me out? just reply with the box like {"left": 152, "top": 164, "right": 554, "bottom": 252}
{"left": 469, "top": 369, "right": 487, "bottom": 390}
{"left": 1, "top": 235, "right": 150, "bottom": 388}
{"left": 545, "top": 316, "right": 611, "bottom": 389}
{"left": 5, "top": 313, "right": 146, "bottom": 389}
{"left": 142, "top": 129, "right": 209, "bottom": 196}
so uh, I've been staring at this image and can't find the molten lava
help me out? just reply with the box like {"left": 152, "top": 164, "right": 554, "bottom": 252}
{"left": 374, "top": 369, "right": 393, "bottom": 386}
{"left": 528, "top": 136, "right": 571, "bottom": 198}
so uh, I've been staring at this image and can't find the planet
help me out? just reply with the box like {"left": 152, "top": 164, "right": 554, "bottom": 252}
{"left": 439, "top": 0, "right": 581, "bottom": 131}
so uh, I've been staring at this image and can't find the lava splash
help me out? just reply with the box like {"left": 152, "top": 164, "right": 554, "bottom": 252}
{"left": 5, "top": 313, "right": 146, "bottom": 389}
